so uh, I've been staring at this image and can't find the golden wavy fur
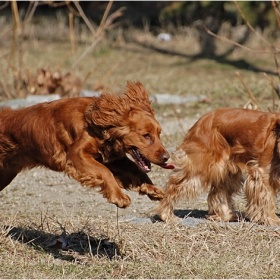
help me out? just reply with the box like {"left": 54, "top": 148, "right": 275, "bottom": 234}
{"left": 0, "top": 81, "right": 174, "bottom": 209}
{"left": 156, "top": 108, "right": 280, "bottom": 226}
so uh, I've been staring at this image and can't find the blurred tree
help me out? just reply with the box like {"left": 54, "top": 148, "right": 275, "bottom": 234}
{"left": 1, "top": 1, "right": 276, "bottom": 32}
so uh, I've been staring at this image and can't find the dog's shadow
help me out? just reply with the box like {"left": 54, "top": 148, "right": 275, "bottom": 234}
{"left": 153, "top": 209, "right": 280, "bottom": 223}
{"left": 172, "top": 209, "right": 280, "bottom": 220}
{"left": 5, "top": 226, "right": 122, "bottom": 261}
{"left": 173, "top": 209, "right": 209, "bottom": 219}
{"left": 153, "top": 209, "right": 208, "bottom": 222}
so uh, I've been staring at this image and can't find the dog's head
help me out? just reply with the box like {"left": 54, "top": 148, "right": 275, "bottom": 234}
{"left": 85, "top": 81, "right": 174, "bottom": 172}
{"left": 121, "top": 108, "right": 174, "bottom": 172}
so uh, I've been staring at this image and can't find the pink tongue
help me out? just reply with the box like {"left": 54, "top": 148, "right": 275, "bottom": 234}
{"left": 158, "top": 163, "right": 175, "bottom": 169}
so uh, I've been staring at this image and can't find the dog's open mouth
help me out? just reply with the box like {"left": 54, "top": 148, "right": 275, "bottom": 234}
{"left": 128, "top": 148, "right": 175, "bottom": 173}
{"left": 130, "top": 148, "right": 152, "bottom": 173}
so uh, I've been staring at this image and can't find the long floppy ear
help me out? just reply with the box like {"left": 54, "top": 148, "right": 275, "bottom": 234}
{"left": 124, "top": 81, "right": 154, "bottom": 115}
{"left": 85, "top": 93, "right": 126, "bottom": 128}
{"left": 85, "top": 81, "right": 154, "bottom": 128}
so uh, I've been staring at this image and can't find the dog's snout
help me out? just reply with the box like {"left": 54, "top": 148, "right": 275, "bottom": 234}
{"left": 161, "top": 153, "right": 170, "bottom": 162}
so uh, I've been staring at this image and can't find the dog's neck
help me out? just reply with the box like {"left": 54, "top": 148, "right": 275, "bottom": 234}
{"left": 86, "top": 126, "right": 126, "bottom": 163}
{"left": 98, "top": 137, "right": 126, "bottom": 163}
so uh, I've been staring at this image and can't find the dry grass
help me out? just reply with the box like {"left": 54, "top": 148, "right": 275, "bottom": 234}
{"left": 1, "top": 214, "right": 280, "bottom": 279}
{"left": 1, "top": 6, "right": 280, "bottom": 279}
{"left": 0, "top": 9, "right": 278, "bottom": 110}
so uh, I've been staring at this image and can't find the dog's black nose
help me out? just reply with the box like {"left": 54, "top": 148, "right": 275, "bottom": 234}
{"left": 161, "top": 153, "right": 170, "bottom": 162}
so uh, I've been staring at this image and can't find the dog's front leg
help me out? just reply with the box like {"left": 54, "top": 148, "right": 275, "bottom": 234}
{"left": 66, "top": 152, "right": 131, "bottom": 208}
{"left": 105, "top": 157, "right": 165, "bottom": 201}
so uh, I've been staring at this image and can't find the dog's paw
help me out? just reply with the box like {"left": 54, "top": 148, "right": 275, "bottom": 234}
{"left": 206, "top": 211, "right": 239, "bottom": 223}
{"left": 267, "top": 216, "right": 280, "bottom": 226}
{"left": 147, "top": 188, "right": 165, "bottom": 201}
{"left": 157, "top": 212, "right": 179, "bottom": 223}
{"left": 139, "top": 184, "right": 165, "bottom": 201}
{"left": 251, "top": 214, "right": 280, "bottom": 226}
{"left": 109, "top": 193, "right": 131, "bottom": 208}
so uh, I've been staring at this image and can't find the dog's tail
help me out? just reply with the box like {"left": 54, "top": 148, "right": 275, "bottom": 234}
{"left": 155, "top": 149, "right": 205, "bottom": 222}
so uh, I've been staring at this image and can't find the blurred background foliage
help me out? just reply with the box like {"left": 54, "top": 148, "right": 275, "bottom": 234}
{"left": 0, "top": 1, "right": 278, "bottom": 33}
{"left": 1, "top": 1, "right": 280, "bottom": 103}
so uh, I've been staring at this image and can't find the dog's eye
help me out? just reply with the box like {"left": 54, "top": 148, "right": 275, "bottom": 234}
{"left": 143, "top": 133, "right": 153, "bottom": 144}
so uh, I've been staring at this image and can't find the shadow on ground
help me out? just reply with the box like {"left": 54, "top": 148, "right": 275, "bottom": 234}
{"left": 152, "top": 209, "right": 208, "bottom": 223}
{"left": 5, "top": 226, "right": 122, "bottom": 261}
{"left": 173, "top": 209, "right": 208, "bottom": 219}
{"left": 130, "top": 38, "right": 278, "bottom": 76}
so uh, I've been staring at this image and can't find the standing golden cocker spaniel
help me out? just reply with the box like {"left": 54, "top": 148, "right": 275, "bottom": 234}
{"left": 156, "top": 108, "right": 280, "bottom": 226}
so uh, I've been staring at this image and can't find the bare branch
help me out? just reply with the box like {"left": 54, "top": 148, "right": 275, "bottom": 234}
{"left": 11, "top": 1, "right": 24, "bottom": 94}
{"left": 272, "top": 1, "right": 280, "bottom": 30}
{"left": 71, "top": 37, "right": 102, "bottom": 69}
{"left": 272, "top": 52, "right": 280, "bottom": 82}
{"left": 0, "top": 1, "right": 9, "bottom": 11}
{"left": 99, "top": 1, "right": 114, "bottom": 30}
{"left": 71, "top": 3, "right": 124, "bottom": 68}
{"left": 66, "top": 2, "right": 80, "bottom": 17}
{"left": 43, "top": 1, "right": 70, "bottom": 8}
{"left": 204, "top": 26, "right": 272, "bottom": 55}
{"left": 69, "top": 12, "right": 76, "bottom": 58}
{"left": 236, "top": 72, "right": 263, "bottom": 111}
{"left": 171, "top": 103, "right": 187, "bottom": 136}
{"left": 234, "top": 1, "right": 280, "bottom": 53}
{"left": 73, "top": 1, "right": 96, "bottom": 36}
{"left": 23, "top": 1, "right": 39, "bottom": 23}
{"left": 263, "top": 72, "right": 278, "bottom": 112}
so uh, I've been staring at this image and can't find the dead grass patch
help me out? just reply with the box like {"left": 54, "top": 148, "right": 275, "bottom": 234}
{"left": 1, "top": 214, "right": 280, "bottom": 278}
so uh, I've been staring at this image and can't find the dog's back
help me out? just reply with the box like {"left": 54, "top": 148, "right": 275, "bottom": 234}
{"left": 0, "top": 97, "right": 93, "bottom": 171}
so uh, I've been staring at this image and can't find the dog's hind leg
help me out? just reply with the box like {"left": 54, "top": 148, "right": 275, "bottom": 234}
{"left": 207, "top": 184, "right": 238, "bottom": 222}
{"left": 245, "top": 164, "right": 280, "bottom": 226}
{"left": 204, "top": 157, "right": 243, "bottom": 222}
{"left": 155, "top": 149, "right": 205, "bottom": 222}
{"left": 207, "top": 169, "right": 243, "bottom": 222}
